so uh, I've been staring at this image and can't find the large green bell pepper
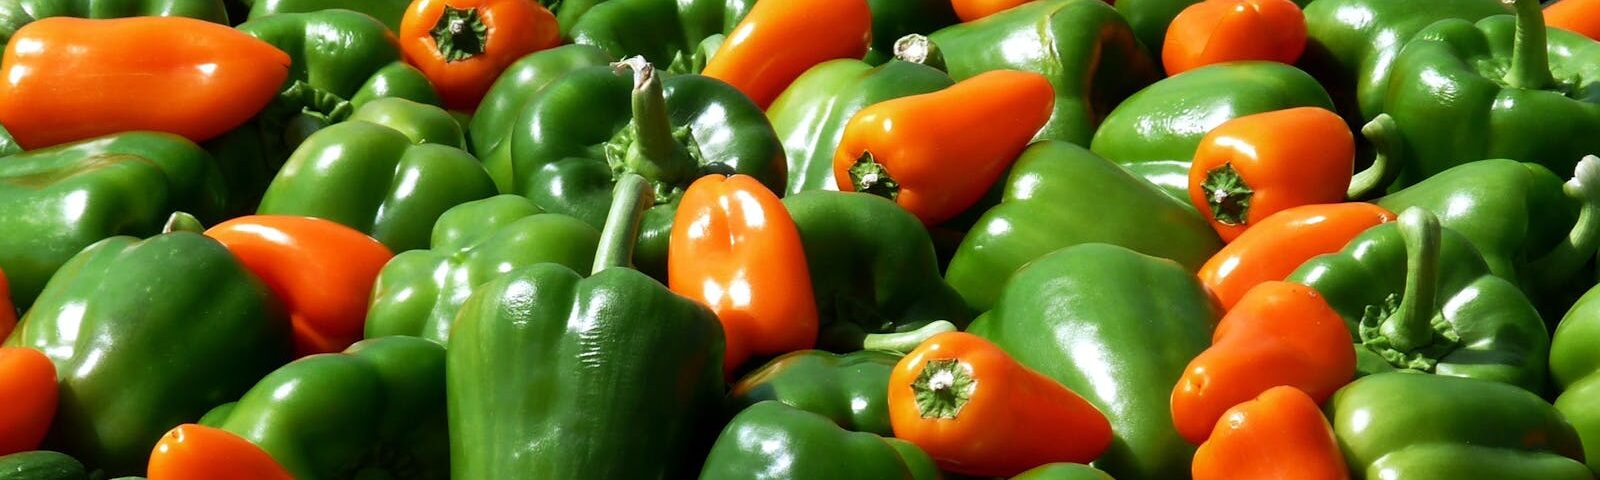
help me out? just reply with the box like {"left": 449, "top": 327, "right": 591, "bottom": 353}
{"left": 0, "top": 133, "right": 226, "bottom": 309}
{"left": 446, "top": 174, "right": 725, "bottom": 478}
{"left": 700, "top": 401, "right": 940, "bottom": 480}
{"left": 1328, "top": 372, "right": 1589, "bottom": 479}
{"left": 0, "top": 451, "right": 89, "bottom": 480}
{"left": 365, "top": 194, "right": 600, "bottom": 343}
{"left": 1286, "top": 208, "right": 1550, "bottom": 392}
{"left": 969, "top": 243, "right": 1217, "bottom": 480}
{"left": 945, "top": 141, "right": 1223, "bottom": 312}
{"left": 0, "top": 0, "right": 229, "bottom": 45}
{"left": 247, "top": 0, "right": 407, "bottom": 32}
{"left": 469, "top": 45, "right": 613, "bottom": 191}
{"left": 727, "top": 349, "right": 899, "bottom": 436}
{"left": 567, "top": 0, "right": 752, "bottom": 71}
{"left": 767, "top": 59, "right": 953, "bottom": 195}
{"left": 1011, "top": 463, "right": 1117, "bottom": 480}
{"left": 1553, "top": 284, "right": 1600, "bottom": 476}
{"left": 1089, "top": 61, "right": 1336, "bottom": 202}
{"left": 4, "top": 232, "right": 291, "bottom": 476}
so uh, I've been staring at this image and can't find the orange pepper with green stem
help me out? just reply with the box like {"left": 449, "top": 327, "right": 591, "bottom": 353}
{"left": 147, "top": 424, "right": 293, "bottom": 480}
{"left": 701, "top": 0, "right": 872, "bottom": 109}
{"left": 1191, "top": 386, "right": 1349, "bottom": 480}
{"left": 400, "top": 0, "right": 560, "bottom": 110}
{"left": 0, "top": 347, "right": 55, "bottom": 456}
{"left": 1546, "top": 0, "right": 1600, "bottom": 40}
{"left": 1199, "top": 203, "right": 1396, "bottom": 310}
{"left": 1188, "top": 106, "right": 1357, "bottom": 242}
{"left": 833, "top": 70, "right": 1053, "bottom": 226}
{"left": 1163, "top": 0, "right": 1307, "bottom": 75}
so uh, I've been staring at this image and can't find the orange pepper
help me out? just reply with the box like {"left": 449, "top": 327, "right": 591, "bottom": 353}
{"left": 205, "top": 216, "right": 394, "bottom": 357}
{"left": 0, "top": 17, "right": 289, "bottom": 150}
{"left": 832, "top": 70, "right": 1053, "bottom": 226}
{"left": 1192, "top": 386, "right": 1349, "bottom": 480}
{"left": 701, "top": 0, "right": 871, "bottom": 109}
{"left": 1199, "top": 203, "right": 1395, "bottom": 310}
{"left": 1162, "top": 0, "right": 1306, "bottom": 75}
{"left": 1188, "top": 107, "right": 1354, "bottom": 242}
{"left": 952, "top": 0, "right": 1032, "bottom": 22}
{"left": 400, "top": 0, "right": 560, "bottom": 110}
{"left": 1547, "top": 0, "right": 1600, "bottom": 40}
{"left": 148, "top": 424, "right": 294, "bottom": 480}
{"left": 0, "top": 347, "right": 56, "bottom": 455}
{"left": 889, "top": 332, "right": 1112, "bottom": 477}
{"left": 669, "top": 174, "right": 818, "bottom": 374}
{"left": 0, "top": 267, "right": 14, "bottom": 340}
{"left": 1171, "top": 281, "right": 1354, "bottom": 445}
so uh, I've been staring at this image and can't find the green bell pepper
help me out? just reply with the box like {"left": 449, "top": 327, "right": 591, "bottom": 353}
{"left": 945, "top": 141, "right": 1223, "bottom": 312}
{"left": 767, "top": 59, "right": 953, "bottom": 195}
{"left": 727, "top": 349, "right": 899, "bottom": 436}
{"left": 1089, "top": 61, "right": 1336, "bottom": 202}
{"left": 0, "top": 133, "right": 226, "bottom": 310}
{"left": 1328, "top": 372, "right": 1590, "bottom": 479}
{"left": 0, "top": 0, "right": 229, "bottom": 45}
{"left": 507, "top": 58, "right": 784, "bottom": 278}
{"left": 469, "top": 45, "right": 613, "bottom": 191}
{"left": 567, "top": 0, "right": 752, "bottom": 71}
{"left": 247, "top": 0, "right": 407, "bottom": 32}
{"left": 1553, "top": 284, "right": 1600, "bottom": 476}
{"left": 0, "top": 123, "right": 19, "bottom": 157}
{"left": 365, "top": 194, "right": 600, "bottom": 343}
{"left": 0, "top": 451, "right": 88, "bottom": 480}
{"left": 446, "top": 174, "right": 725, "bottom": 478}
{"left": 700, "top": 401, "right": 940, "bottom": 480}
{"left": 4, "top": 232, "right": 291, "bottom": 476}
{"left": 1011, "top": 463, "right": 1116, "bottom": 480}
{"left": 969, "top": 243, "right": 1216, "bottom": 480}
{"left": 200, "top": 336, "right": 447, "bottom": 479}
{"left": 1286, "top": 208, "right": 1550, "bottom": 392}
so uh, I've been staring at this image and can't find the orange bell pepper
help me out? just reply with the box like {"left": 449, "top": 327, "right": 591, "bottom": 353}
{"left": 0, "top": 347, "right": 56, "bottom": 456}
{"left": 1199, "top": 203, "right": 1396, "bottom": 310}
{"left": 832, "top": 70, "right": 1053, "bottom": 226}
{"left": 1192, "top": 386, "right": 1349, "bottom": 480}
{"left": 1188, "top": 107, "right": 1355, "bottom": 242}
{"left": 1163, "top": 0, "right": 1306, "bottom": 75}
{"left": 148, "top": 424, "right": 294, "bottom": 480}
{"left": 889, "top": 332, "right": 1112, "bottom": 477}
{"left": 0, "top": 17, "right": 289, "bottom": 150}
{"left": 1171, "top": 281, "right": 1354, "bottom": 445}
{"left": 0, "top": 267, "right": 14, "bottom": 340}
{"left": 400, "top": 0, "right": 560, "bottom": 110}
{"left": 669, "top": 174, "right": 818, "bottom": 374}
{"left": 1547, "top": 0, "right": 1600, "bottom": 40}
{"left": 204, "top": 216, "right": 394, "bottom": 357}
{"left": 952, "top": 0, "right": 1032, "bottom": 22}
{"left": 701, "top": 0, "right": 871, "bottom": 109}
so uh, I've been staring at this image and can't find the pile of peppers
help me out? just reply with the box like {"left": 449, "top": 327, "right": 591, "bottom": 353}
{"left": 5, "top": 0, "right": 1600, "bottom": 478}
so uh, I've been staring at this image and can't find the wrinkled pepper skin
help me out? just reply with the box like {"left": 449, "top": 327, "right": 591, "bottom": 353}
{"left": 201, "top": 336, "right": 448, "bottom": 479}
{"left": 700, "top": 401, "right": 940, "bottom": 480}
{"left": 1011, "top": 463, "right": 1116, "bottom": 480}
{"left": 969, "top": 243, "right": 1218, "bottom": 480}
{"left": 0, "top": 451, "right": 89, "bottom": 480}
{"left": 0, "top": 132, "right": 226, "bottom": 309}
{"left": 1552, "top": 285, "right": 1600, "bottom": 476}
{"left": 468, "top": 44, "right": 612, "bottom": 190}
{"left": 4, "top": 232, "right": 292, "bottom": 475}
{"left": 365, "top": 195, "right": 600, "bottom": 344}
{"left": 1328, "top": 372, "right": 1590, "bottom": 479}
{"left": 249, "top": 0, "right": 409, "bottom": 33}
{"left": 0, "top": 0, "right": 228, "bottom": 45}
{"left": 567, "top": 0, "right": 753, "bottom": 70}
{"left": 946, "top": 141, "right": 1222, "bottom": 312}
{"left": 1089, "top": 61, "right": 1335, "bottom": 202}
{"left": 727, "top": 349, "right": 900, "bottom": 436}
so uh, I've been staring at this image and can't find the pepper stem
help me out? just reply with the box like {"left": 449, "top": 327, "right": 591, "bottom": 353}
{"left": 612, "top": 56, "right": 698, "bottom": 186}
{"left": 1201, "top": 163, "right": 1253, "bottom": 225}
{"left": 430, "top": 6, "right": 489, "bottom": 63}
{"left": 592, "top": 173, "right": 655, "bottom": 275}
{"left": 849, "top": 151, "right": 901, "bottom": 201}
{"left": 1382, "top": 208, "right": 1444, "bottom": 352}
{"left": 1527, "top": 156, "right": 1600, "bottom": 290}
{"left": 1347, "top": 114, "right": 1403, "bottom": 200}
{"left": 911, "top": 358, "right": 977, "bottom": 419}
{"left": 893, "top": 34, "right": 946, "bottom": 71}
{"left": 862, "top": 321, "right": 958, "bottom": 354}
{"left": 1504, "top": 0, "right": 1554, "bottom": 90}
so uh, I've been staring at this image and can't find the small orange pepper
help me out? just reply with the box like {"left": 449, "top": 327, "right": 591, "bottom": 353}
{"left": 1189, "top": 107, "right": 1355, "bottom": 242}
{"left": 400, "top": 0, "right": 560, "bottom": 110}
{"left": 889, "top": 332, "right": 1112, "bottom": 477}
{"left": 833, "top": 70, "right": 1053, "bottom": 226}
{"left": 1192, "top": 386, "right": 1350, "bottom": 480}
{"left": 1163, "top": 0, "right": 1306, "bottom": 75}
{"left": 952, "top": 0, "right": 1032, "bottom": 22}
{"left": 148, "top": 424, "right": 294, "bottom": 480}
{"left": 1547, "top": 0, "right": 1600, "bottom": 40}
{"left": 0, "top": 267, "right": 14, "bottom": 340}
{"left": 701, "top": 0, "right": 872, "bottom": 109}
{"left": 1199, "top": 203, "right": 1396, "bottom": 310}
{"left": 0, "top": 347, "right": 56, "bottom": 455}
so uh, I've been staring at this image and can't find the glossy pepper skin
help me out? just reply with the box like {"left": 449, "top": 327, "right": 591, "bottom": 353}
{"left": 727, "top": 349, "right": 900, "bottom": 436}
{"left": 399, "top": 0, "right": 560, "bottom": 110}
{"left": 968, "top": 243, "right": 1218, "bottom": 480}
{"left": 1328, "top": 372, "right": 1590, "bottom": 479}
{"left": 508, "top": 58, "right": 784, "bottom": 278}
{"left": 0, "top": 348, "right": 56, "bottom": 456}
{"left": 1163, "top": 0, "right": 1306, "bottom": 75}
{"left": 1188, "top": 107, "right": 1355, "bottom": 242}
{"left": 147, "top": 424, "right": 293, "bottom": 480}
{"left": 946, "top": 142, "right": 1223, "bottom": 312}
{"left": 247, "top": 0, "right": 409, "bottom": 31}
{"left": 0, "top": 451, "right": 91, "bottom": 480}
{"left": 1553, "top": 285, "right": 1600, "bottom": 476}
{"left": 0, "top": 132, "right": 227, "bottom": 310}
{"left": 1547, "top": 0, "right": 1600, "bottom": 40}
{"left": 0, "top": 0, "right": 228, "bottom": 46}
{"left": 366, "top": 195, "right": 599, "bottom": 344}
{"left": 0, "top": 270, "right": 12, "bottom": 339}
{"left": 700, "top": 401, "right": 940, "bottom": 480}
{"left": 1286, "top": 209, "right": 1550, "bottom": 392}
{"left": 1198, "top": 203, "right": 1396, "bottom": 311}
{"left": 469, "top": 44, "right": 612, "bottom": 190}
{"left": 701, "top": 0, "right": 871, "bottom": 109}
{"left": 1011, "top": 463, "right": 1117, "bottom": 480}
{"left": 1191, "top": 386, "right": 1348, "bottom": 480}
{"left": 862, "top": 0, "right": 957, "bottom": 63}
{"left": 767, "top": 59, "right": 953, "bottom": 195}
{"left": 567, "top": 0, "right": 753, "bottom": 72}
{"left": 1089, "top": 61, "right": 1335, "bottom": 203}
{"left": 4, "top": 232, "right": 292, "bottom": 475}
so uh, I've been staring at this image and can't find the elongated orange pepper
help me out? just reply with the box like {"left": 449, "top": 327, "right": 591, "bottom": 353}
{"left": 0, "top": 17, "right": 288, "bottom": 149}
{"left": 1199, "top": 203, "right": 1395, "bottom": 310}
{"left": 0, "top": 348, "right": 56, "bottom": 456}
{"left": 889, "top": 332, "right": 1111, "bottom": 477}
{"left": 204, "top": 216, "right": 394, "bottom": 357}
{"left": 400, "top": 0, "right": 560, "bottom": 110}
{"left": 952, "top": 0, "right": 1032, "bottom": 21}
{"left": 1163, "top": 0, "right": 1306, "bottom": 75}
{"left": 0, "top": 268, "right": 13, "bottom": 340}
{"left": 833, "top": 70, "right": 1053, "bottom": 226}
{"left": 701, "top": 0, "right": 871, "bottom": 109}
{"left": 148, "top": 424, "right": 294, "bottom": 480}
{"left": 1172, "top": 281, "right": 1354, "bottom": 445}
{"left": 669, "top": 174, "right": 818, "bottom": 374}
{"left": 1192, "top": 386, "right": 1349, "bottom": 480}
{"left": 1189, "top": 107, "right": 1355, "bottom": 242}
{"left": 1547, "top": 0, "right": 1600, "bottom": 40}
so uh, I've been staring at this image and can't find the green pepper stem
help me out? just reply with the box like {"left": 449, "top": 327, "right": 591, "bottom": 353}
{"left": 592, "top": 173, "right": 655, "bottom": 275}
{"left": 1383, "top": 208, "right": 1444, "bottom": 352}
{"left": 430, "top": 6, "right": 489, "bottom": 62}
{"left": 893, "top": 34, "right": 946, "bottom": 71}
{"left": 613, "top": 56, "right": 697, "bottom": 185}
{"left": 1528, "top": 156, "right": 1600, "bottom": 290}
{"left": 1347, "top": 114, "right": 1403, "bottom": 200}
{"left": 862, "top": 320, "right": 957, "bottom": 354}
{"left": 163, "top": 212, "right": 204, "bottom": 234}
{"left": 1505, "top": 0, "right": 1554, "bottom": 90}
